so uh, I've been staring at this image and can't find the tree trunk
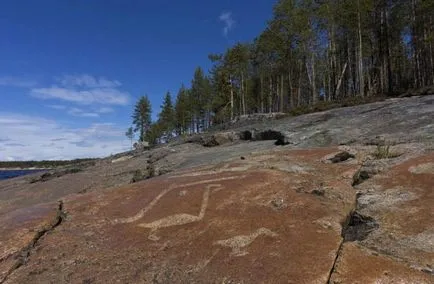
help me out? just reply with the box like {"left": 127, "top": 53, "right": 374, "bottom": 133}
{"left": 230, "top": 75, "right": 234, "bottom": 120}
{"left": 269, "top": 76, "right": 273, "bottom": 113}
{"left": 280, "top": 74, "right": 284, "bottom": 112}
{"left": 241, "top": 72, "right": 245, "bottom": 115}
{"left": 347, "top": 37, "right": 353, "bottom": 97}
{"left": 358, "top": 0, "right": 364, "bottom": 97}
{"left": 384, "top": 1, "right": 392, "bottom": 93}
{"left": 331, "top": 23, "right": 337, "bottom": 100}
{"left": 336, "top": 62, "right": 348, "bottom": 99}
{"left": 288, "top": 71, "right": 294, "bottom": 109}
{"left": 312, "top": 53, "right": 317, "bottom": 105}
{"left": 429, "top": 16, "right": 434, "bottom": 85}
{"left": 298, "top": 61, "right": 302, "bottom": 106}
{"left": 244, "top": 75, "right": 248, "bottom": 114}
{"left": 260, "top": 74, "right": 264, "bottom": 113}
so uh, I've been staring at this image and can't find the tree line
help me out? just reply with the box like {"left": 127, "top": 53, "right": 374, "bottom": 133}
{"left": 130, "top": 0, "right": 434, "bottom": 145}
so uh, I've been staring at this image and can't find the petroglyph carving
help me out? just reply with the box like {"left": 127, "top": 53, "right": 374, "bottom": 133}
{"left": 113, "top": 175, "right": 244, "bottom": 225}
{"left": 408, "top": 162, "right": 434, "bottom": 174}
{"left": 138, "top": 184, "right": 221, "bottom": 241}
{"left": 169, "top": 165, "right": 252, "bottom": 178}
{"left": 214, "top": 228, "right": 278, "bottom": 256}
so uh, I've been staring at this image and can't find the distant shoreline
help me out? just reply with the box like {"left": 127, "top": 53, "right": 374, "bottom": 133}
{"left": 0, "top": 168, "right": 50, "bottom": 171}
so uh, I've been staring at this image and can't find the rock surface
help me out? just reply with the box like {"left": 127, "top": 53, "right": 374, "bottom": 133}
{"left": 0, "top": 95, "right": 433, "bottom": 283}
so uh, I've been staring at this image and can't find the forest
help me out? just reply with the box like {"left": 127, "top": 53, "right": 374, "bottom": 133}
{"left": 131, "top": 0, "right": 434, "bottom": 144}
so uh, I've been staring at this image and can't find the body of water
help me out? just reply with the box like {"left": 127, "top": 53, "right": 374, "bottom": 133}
{"left": 0, "top": 170, "right": 45, "bottom": 181}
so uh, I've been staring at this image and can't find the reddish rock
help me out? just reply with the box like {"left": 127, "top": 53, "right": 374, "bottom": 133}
{"left": 0, "top": 202, "right": 60, "bottom": 282}
{"left": 356, "top": 153, "right": 434, "bottom": 273}
{"left": 1, "top": 147, "right": 432, "bottom": 283}
{"left": 330, "top": 243, "right": 433, "bottom": 284}
{"left": 2, "top": 148, "right": 358, "bottom": 283}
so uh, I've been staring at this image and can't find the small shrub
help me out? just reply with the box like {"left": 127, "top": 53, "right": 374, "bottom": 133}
{"left": 66, "top": 167, "right": 82, "bottom": 174}
{"left": 372, "top": 145, "right": 401, "bottom": 159}
{"left": 131, "top": 170, "right": 145, "bottom": 183}
{"left": 148, "top": 165, "right": 155, "bottom": 178}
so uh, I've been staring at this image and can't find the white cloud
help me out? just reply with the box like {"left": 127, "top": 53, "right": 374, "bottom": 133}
{"left": 219, "top": 11, "right": 235, "bottom": 36}
{"left": 30, "top": 74, "right": 130, "bottom": 106}
{"left": 31, "top": 86, "right": 130, "bottom": 105}
{"left": 46, "top": 104, "right": 67, "bottom": 110}
{"left": 67, "top": 107, "right": 100, "bottom": 118}
{"left": 47, "top": 105, "right": 114, "bottom": 117}
{"left": 97, "top": 107, "right": 114, "bottom": 114}
{"left": 0, "top": 76, "right": 37, "bottom": 88}
{"left": 58, "top": 74, "right": 121, "bottom": 89}
{"left": 0, "top": 113, "right": 129, "bottom": 160}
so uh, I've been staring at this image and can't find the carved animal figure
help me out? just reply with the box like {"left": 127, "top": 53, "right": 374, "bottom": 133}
{"left": 138, "top": 184, "right": 221, "bottom": 240}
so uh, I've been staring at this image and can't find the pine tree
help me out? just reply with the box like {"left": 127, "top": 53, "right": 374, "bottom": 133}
{"left": 174, "top": 85, "right": 191, "bottom": 135}
{"left": 125, "top": 127, "right": 134, "bottom": 150}
{"left": 145, "top": 122, "right": 164, "bottom": 145}
{"left": 158, "top": 92, "right": 175, "bottom": 139}
{"left": 132, "top": 95, "right": 152, "bottom": 142}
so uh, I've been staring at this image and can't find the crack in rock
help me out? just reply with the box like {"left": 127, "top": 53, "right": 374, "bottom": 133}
{"left": 328, "top": 151, "right": 355, "bottom": 163}
{"left": 240, "top": 129, "right": 291, "bottom": 146}
{"left": 0, "top": 201, "right": 66, "bottom": 284}
{"left": 341, "top": 211, "right": 378, "bottom": 242}
{"left": 327, "top": 164, "right": 379, "bottom": 283}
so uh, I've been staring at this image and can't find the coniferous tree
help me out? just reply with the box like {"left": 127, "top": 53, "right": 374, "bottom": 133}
{"left": 151, "top": 0, "right": 433, "bottom": 141}
{"left": 174, "top": 85, "right": 191, "bottom": 135}
{"left": 125, "top": 127, "right": 134, "bottom": 150}
{"left": 158, "top": 92, "right": 175, "bottom": 139}
{"left": 132, "top": 95, "right": 152, "bottom": 142}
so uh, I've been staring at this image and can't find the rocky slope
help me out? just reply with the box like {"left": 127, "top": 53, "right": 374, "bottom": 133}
{"left": 0, "top": 95, "right": 433, "bottom": 283}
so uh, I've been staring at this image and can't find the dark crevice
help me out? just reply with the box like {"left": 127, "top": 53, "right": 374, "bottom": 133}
{"left": 239, "top": 129, "right": 290, "bottom": 146}
{"left": 0, "top": 201, "right": 66, "bottom": 284}
{"left": 328, "top": 151, "right": 355, "bottom": 163}
{"left": 327, "top": 164, "right": 379, "bottom": 283}
{"left": 327, "top": 240, "right": 345, "bottom": 284}
{"left": 352, "top": 169, "right": 371, "bottom": 186}
{"left": 341, "top": 211, "right": 378, "bottom": 242}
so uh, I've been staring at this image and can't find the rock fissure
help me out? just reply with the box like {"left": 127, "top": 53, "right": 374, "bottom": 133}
{"left": 327, "top": 239, "right": 345, "bottom": 284}
{"left": 239, "top": 129, "right": 291, "bottom": 146}
{"left": 0, "top": 201, "right": 66, "bottom": 284}
{"left": 327, "top": 164, "right": 379, "bottom": 283}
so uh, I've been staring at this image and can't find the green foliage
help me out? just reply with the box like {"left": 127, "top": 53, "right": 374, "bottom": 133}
{"left": 372, "top": 145, "right": 401, "bottom": 159}
{"left": 174, "top": 85, "right": 191, "bottom": 135}
{"left": 190, "top": 67, "right": 212, "bottom": 131}
{"left": 125, "top": 127, "right": 134, "bottom": 150}
{"left": 139, "top": 0, "right": 433, "bottom": 145}
{"left": 0, "top": 158, "right": 96, "bottom": 169}
{"left": 30, "top": 167, "right": 85, "bottom": 183}
{"left": 158, "top": 92, "right": 175, "bottom": 138}
{"left": 131, "top": 169, "right": 146, "bottom": 183}
{"left": 132, "top": 96, "right": 152, "bottom": 142}
{"left": 145, "top": 122, "right": 164, "bottom": 145}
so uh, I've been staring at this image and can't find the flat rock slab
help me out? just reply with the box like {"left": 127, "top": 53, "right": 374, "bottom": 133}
{"left": 330, "top": 243, "right": 433, "bottom": 284}
{"left": 3, "top": 148, "right": 358, "bottom": 283}
{"left": 356, "top": 153, "right": 434, "bottom": 274}
{"left": 0, "top": 202, "right": 59, "bottom": 282}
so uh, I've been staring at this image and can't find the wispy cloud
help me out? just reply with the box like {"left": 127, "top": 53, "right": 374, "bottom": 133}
{"left": 46, "top": 104, "right": 67, "bottom": 110}
{"left": 97, "top": 107, "right": 114, "bottom": 114}
{"left": 31, "top": 74, "right": 130, "bottom": 106}
{"left": 47, "top": 104, "right": 114, "bottom": 117}
{"left": 31, "top": 86, "right": 130, "bottom": 105}
{"left": 58, "top": 74, "right": 121, "bottom": 89}
{"left": 67, "top": 107, "right": 100, "bottom": 118}
{"left": 0, "top": 113, "right": 129, "bottom": 160}
{"left": 0, "top": 76, "right": 37, "bottom": 88}
{"left": 219, "top": 11, "right": 235, "bottom": 36}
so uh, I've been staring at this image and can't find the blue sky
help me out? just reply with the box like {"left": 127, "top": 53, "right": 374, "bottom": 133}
{"left": 0, "top": 0, "right": 274, "bottom": 161}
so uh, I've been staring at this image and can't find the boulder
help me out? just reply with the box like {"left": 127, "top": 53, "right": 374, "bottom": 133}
{"left": 201, "top": 132, "right": 239, "bottom": 147}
